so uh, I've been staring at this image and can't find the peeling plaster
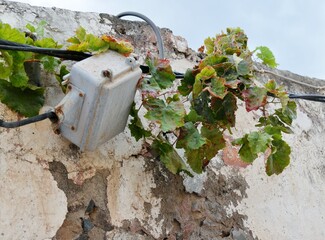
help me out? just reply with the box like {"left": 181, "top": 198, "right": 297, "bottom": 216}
{"left": 107, "top": 157, "right": 163, "bottom": 239}
{"left": 0, "top": 158, "right": 67, "bottom": 239}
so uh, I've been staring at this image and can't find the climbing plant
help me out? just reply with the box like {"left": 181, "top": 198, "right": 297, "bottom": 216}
{"left": 0, "top": 22, "right": 296, "bottom": 176}
{"left": 129, "top": 28, "right": 296, "bottom": 176}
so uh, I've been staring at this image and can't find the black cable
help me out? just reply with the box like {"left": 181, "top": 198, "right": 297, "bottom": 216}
{"left": 0, "top": 39, "right": 184, "bottom": 75}
{"left": 0, "top": 111, "right": 58, "bottom": 128}
{"left": 0, "top": 39, "right": 92, "bottom": 61}
{"left": 174, "top": 71, "right": 185, "bottom": 79}
{"left": 288, "top": 93, "right": 325, "bottom": 103}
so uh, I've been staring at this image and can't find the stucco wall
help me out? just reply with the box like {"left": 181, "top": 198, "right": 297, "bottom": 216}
{"left": 0, "top": 1, "right": 325, "bottom": 239}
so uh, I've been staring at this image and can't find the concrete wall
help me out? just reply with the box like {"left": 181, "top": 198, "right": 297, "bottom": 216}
{"left": 0, "top": 1, "right": 324, "bottom": 239}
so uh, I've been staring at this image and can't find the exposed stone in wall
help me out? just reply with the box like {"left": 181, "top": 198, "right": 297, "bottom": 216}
{"left": 0, "top": 1, "right": 325, "bottom": 240}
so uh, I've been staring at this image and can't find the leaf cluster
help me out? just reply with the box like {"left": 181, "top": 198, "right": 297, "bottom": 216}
{"left": 130, "top": 28, "right": 296, "bottom": 176}
{"left": 67, "top": 27, "right": 133, "bottom": 56}
{"left": 0, "top": 21, "right": 56, "bottom": 116}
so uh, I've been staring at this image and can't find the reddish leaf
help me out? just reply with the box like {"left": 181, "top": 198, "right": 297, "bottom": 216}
{"left": 242, "top": 86, "right": 267, "bottom": 111}
{"left": 102, "top": 35, "right": 133, "bottom": 56}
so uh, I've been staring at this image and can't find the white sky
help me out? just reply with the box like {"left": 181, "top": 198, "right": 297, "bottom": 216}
{"left": 9, "top": 0, "right": 325, "bottom": 79}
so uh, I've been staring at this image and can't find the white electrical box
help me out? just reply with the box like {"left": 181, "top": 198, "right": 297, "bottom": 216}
{"left": 55, "top": 51, "right": 142, "bottom": 151}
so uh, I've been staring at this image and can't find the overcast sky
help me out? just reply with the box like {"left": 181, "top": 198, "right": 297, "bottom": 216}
{"left": 11, "top": 0, "right": 325, "bottom": 80}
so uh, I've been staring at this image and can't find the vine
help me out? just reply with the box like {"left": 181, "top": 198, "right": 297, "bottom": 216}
{"left": 130, "top": 28, "right": 296, "bottom": 176}
{"left": 0, "top": 21, "right": 61, "bottom": 117}
{"left": 0, "top": 22, "right": 296, "bottom": 176}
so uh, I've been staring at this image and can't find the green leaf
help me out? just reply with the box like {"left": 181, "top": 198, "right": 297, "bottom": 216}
{"left": 201, "top": 124, "right": 226, "bottom": 159}
{"left": 254, "top": 46, "right": 278, "bottom": 68}
{"left": 211, "top": 92, "right": 238, "bottom": 128}
{"left": 185, "top": 124, "right": 225, "bottom": 173}
{"left": 25, "top": 23, "right": 36, "bottom": 33}
{"left": 204, "top": 37, "right": 215, "bottom": 54}
{"left": 152, "top": 139, "right": 189, "bottom": 174}
{"left": 193, "top": 91, "right": 215, "bottom": 124}
{"left": 0, "top": 23, "right": 29, "bottom": 87}
{"left": 242, "top": 86, "right": 267, "bottom": 111}
{"left": 139, "top": 77, "right": 161, "bottom": 94}
{"left": 237, "top": 135, "right": 258, "bottom": 163}
{"left": 34, "top": 38, "right": 61, "bottom": 49}
{"left": 193, "top": 91, "right": 237, "bottom": 128}
{"left": 67, "top": 27, "right": 110, "bottom": 53}
{"left": 260, "top": 115, "right": 293, "bottom": 134}
{"left": 128, "top": 103, "right": 152, "bottom": 141}
{"left": 0, "top": 22, "right": 26, "bottom": 43}
{"left": 0, "top": 79, "right": 44, "bottom": 117}
{"left": 0, "top": 51, "right": 13, "bottom": 79}
{"left": 193, "top": 66, "right": 217, "bottom": 99}
{"left": 40, "top": 56, "right": 61, "bottom": 73}
{"left": 237, "top": 59, "right": 250, "bottom": 76}
{"left": 275, "top": 101, "right": 297, "bottom": 125}
{"left": 264, "top": 80, "right": 289, "bottom": 109}
{"left": 201, "top": 124, "right": 226, "bottom": 146}
{"left": 196, "top": 66, "right": 216, "bottom": 81}
{"left": 89, "top": 35, "right": 109, "bottom": 53}
{"left": 234, "top": 130, "right": 272, "bottom": 163}
{"left": 209, "top": 77, "right": 227, "bottom": 99}
{"left": 144, "top": 98, "right": 185, "bottom": 132}
{"left": 55, "top": 65, "right": 69, "bottom": 92}
{"left": 264, "top": 125, "right": 282, "bottom": 140}
{"left": 72, "top": 27, "right": 86, "bottom": 42}
{"left": 146, "top": 54, "right": 175, "bottom": 90}
{"left": 178, "top": 69, "right": 195, "bottom": 96}
{"left": 10, "top": 60, "right": 29, "bottom": 87}
{"left": 193, "top": 76, "right": 203, "bottom": 99}
{"left": 199, "top": 54, "right": 228, "bottom": 69}
{"left": 266, "top": 139, "right": 291, "bottom": 176}
{"left": 185, "top": 148, "right": 204, "bottom": 173}
{"left": 184, "top": 108, "right": 203, "bottom": 123}
{"left": 232, "top": 54, "right": 250, "bottom": 76}
{"left": 176, "top": 122, "right": 206, "bottom": 150}
{"left": 265, "top": 79, "right": 277, "bottom": 91}
{"left": 247, "top": 131, "right": 272, "bottom": 154}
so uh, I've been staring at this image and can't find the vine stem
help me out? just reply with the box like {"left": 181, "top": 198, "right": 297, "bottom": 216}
{"left": 262, "top": 105, "right": 266, "bottom": 117}
{"left": 157, "top": 90, "right": 179, "bottom": 98}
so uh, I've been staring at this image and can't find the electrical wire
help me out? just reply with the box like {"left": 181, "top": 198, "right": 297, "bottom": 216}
{"left": 0, "top": 39, "right": 92, "bottom": 61}
{"left": 117, "top": 11, "right": 165, "bottom": 59}
{"left": 288, "top": 93, "right": 325, "bottom": 103}
{"left": 0, "top": 111, "right": 58, "bottom": 128}
{"left": 173, "top": 71, "right": 185, "bottom": 79}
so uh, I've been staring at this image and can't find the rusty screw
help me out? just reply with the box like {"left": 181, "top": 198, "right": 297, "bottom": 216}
{"left": 71, "top": 126, "right": 75, "bottom": 131}
{"left": 102, "top": 70, "right": 111, "bottom": 78}
{"left": 54, "top": 128, "right": 61, "bottom": 135}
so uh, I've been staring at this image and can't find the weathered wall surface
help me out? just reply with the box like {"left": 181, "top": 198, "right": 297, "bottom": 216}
{"left": 0, "top": 1, "right": 325, "bottom": 240}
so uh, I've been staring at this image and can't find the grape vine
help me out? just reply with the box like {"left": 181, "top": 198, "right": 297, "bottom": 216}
{"left": 130, "top": 28, "right": 296, "bottom": 176}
